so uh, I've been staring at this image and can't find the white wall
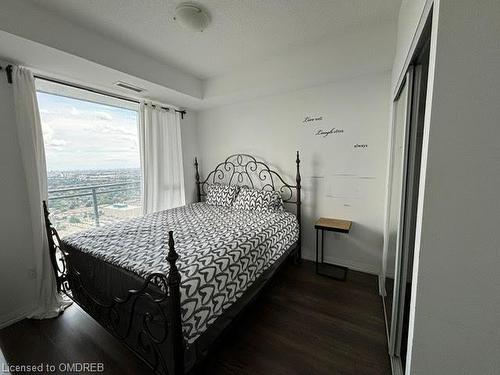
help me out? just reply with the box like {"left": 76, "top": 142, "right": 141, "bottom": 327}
{"left": 203, "top": 22, "right": 397, "bottom": 109}
{"left": 392, "top": 0, "right": 500, "bottom": 373}
{"left": 0, "top": 61, "right": 36, "bottom": 328}
{"left": 196, "top": 72, "right": 391, "bottom": 274}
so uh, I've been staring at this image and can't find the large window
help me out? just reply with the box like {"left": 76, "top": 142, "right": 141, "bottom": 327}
{"left": 37, "top": 81, "right": 141, "bottom": 236}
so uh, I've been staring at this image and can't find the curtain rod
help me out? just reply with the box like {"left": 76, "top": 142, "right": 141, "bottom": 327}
{"left": 0, "top": 64, "right": 186, "bottom": 119}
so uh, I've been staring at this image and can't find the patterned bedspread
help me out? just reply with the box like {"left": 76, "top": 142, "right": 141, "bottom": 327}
{"left": 62, "top": 202, "right": 299, "bottom": 344}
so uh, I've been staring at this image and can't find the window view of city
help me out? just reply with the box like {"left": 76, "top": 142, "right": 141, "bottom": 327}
{"left": 47, "top": 169, "right": 141, "bottom": 236}
{"left": 37, "top": 88, "right": 142, "bottom": 237}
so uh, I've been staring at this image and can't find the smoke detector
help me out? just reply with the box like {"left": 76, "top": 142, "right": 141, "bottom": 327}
{"left": 173, "top": 3, "right": 210, "bottom": 32}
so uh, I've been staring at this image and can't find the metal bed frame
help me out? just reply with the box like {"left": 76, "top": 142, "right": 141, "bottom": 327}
{"left": 44, "top": 152, "right": 302, "bottom": 375}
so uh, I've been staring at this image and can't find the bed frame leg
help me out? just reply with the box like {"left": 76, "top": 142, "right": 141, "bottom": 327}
{"left": 295, "top": 151, "right": 302, "bottom": 263}
{"left": 167, "top": 231, "right": 184, "bottom": 375}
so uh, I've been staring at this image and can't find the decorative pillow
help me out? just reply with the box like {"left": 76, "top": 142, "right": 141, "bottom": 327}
{"left": 206, "top": 184, "right": 240, "bottom": 207}
{"left": 233, "top": 187, "right": 284, "bottom": 212}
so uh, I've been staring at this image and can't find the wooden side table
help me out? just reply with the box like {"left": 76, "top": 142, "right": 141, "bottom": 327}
{"left": 315, "top": 217, "right": 352, "bottom": 281}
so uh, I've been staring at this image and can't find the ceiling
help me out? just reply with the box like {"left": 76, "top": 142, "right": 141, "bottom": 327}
{"left": 27, "top": 0, "right": 401, "bottom": 80}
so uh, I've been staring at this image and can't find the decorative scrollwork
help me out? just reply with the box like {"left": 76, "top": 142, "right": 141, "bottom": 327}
{"left": 43, "top": 201, "right": 69, "bottom": 293}
{"left": 43, "top": 202, "right": 184, "bottom": 375}
{"left": 195, "top": 153, "right": 298, "bottom": 204}
{"left": 69, "top": 269, "right": 171, "bottom": 374}
{"left": 194, "top": 152, "right": 302, "bottom": 261}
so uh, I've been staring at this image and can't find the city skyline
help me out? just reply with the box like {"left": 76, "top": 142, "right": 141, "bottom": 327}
{"left": 47, "top": 167, "right": 141, "bottom": 172}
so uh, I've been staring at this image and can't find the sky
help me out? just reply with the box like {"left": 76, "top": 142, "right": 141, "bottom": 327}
{"left": 37, "top": 92, "right": 140, "bottom": 171}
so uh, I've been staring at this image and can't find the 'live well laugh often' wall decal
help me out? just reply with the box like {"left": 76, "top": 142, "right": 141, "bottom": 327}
{"left": 302, "top": 114, "right": 344, "bottom": 138}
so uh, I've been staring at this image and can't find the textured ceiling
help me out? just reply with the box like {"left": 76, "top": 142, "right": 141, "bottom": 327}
{"left": 26, "top": 0, "right": 401, "bottom": 80}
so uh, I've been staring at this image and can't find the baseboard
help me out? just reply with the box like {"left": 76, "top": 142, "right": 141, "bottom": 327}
{"left": 302, "top": 253, "right": 380, "bottom": 275}
{"left": 0, "top": 304, "right": 35, "bottom": 330}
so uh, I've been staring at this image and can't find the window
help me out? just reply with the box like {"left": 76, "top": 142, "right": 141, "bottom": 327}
{"left": 37, "top": 81, "right": 142, "bottom": 236}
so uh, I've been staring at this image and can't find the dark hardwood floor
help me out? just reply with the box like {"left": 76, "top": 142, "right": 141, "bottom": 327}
{"left": 0, "top": 261, "right": 390, "bottom": 375}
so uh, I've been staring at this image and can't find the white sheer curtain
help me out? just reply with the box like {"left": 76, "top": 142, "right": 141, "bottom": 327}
{"left": 139, "top": 101, "right": 185, "bottom": 214}
{"left": 12, "top": 66, "right": 71, "bottom": 319}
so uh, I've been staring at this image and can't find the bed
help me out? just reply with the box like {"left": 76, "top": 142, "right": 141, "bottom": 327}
{"left": 44, "top": 152, "right": 302, "bottom": 375}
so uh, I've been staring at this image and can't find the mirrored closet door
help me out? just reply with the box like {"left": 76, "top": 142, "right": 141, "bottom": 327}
{"left": 383, "top": 18, "right": 431, "bottom": 374}
{"left": 385, "top": 67, "right": 412, "bottom": 348}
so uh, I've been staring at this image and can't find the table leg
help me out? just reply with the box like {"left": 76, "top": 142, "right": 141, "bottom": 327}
{"left": 315, "top": 228, "right": 319, "bottom": 274}
{"left": 315, "top": 228, "right": 349, "bottom": 281}
{"left": 321, "top": 229, "right": 324, "bottom": 264}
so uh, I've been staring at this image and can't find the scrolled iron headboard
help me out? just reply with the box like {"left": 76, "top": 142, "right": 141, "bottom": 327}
{"left": 194, "top": 151, "right": 302, "bottom": 259}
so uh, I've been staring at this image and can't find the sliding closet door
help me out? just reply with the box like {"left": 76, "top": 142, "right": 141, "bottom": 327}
{"left": 398, "top": 40, "right": 430, "bottom": 366}
{"left": 386, "top": 69, "right": 413, "bottom": 356}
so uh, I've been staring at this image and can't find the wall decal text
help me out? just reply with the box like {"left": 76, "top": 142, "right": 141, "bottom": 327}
{"left": 303, "top": 115, "right": 324, "bottom": 124}
{"left": 316, "top": 128, "right": 344, "bottom": 137}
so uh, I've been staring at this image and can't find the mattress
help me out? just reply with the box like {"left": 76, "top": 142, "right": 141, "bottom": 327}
{"left": 62, "top": 202, "right": 299, "bottom": 345}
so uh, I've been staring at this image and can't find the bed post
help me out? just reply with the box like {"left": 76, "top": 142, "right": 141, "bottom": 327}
{"left": 295, "top": 151, "right": 302, "bottom": 262}
{"left": 194, "top": 157, "right": 201, "bottom": 203}
{"left": 166, "top": 231, "right": 184, "bottom": 375}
